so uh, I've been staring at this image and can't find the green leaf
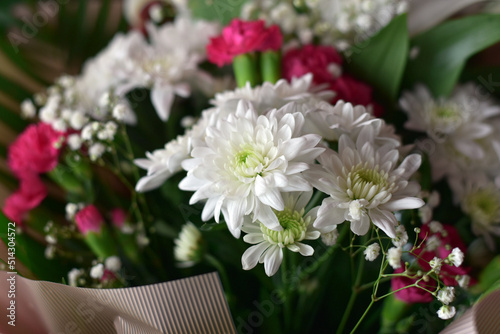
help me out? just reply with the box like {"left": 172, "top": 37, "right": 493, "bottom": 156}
{"left": 405, "top": 14, "right": 500, "bottom": 97}
{"left": 189, "top": 0, "right": 246, "bottom": 25}
{"left": 346, "top": 14, "right": 409, "bottom": 103}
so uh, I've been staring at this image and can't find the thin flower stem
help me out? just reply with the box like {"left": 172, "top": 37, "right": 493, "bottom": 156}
{"left": 281, "top": 252, "right": 292, "bottom": 333}
{"left": 350, "top": 298, "right": 375, "bottom": 334}
{"left": 336, "top": 234, "right": 367, "bottom": 334}
{"left": 205, "top": 254, "right": 233, "bottom": 297}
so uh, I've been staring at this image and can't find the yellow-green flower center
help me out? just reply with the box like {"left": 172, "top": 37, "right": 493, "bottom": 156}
{"left": 261, "top": 209, "right": 309, "bottom": 247}
{"left": 347, "top": 164, "right": 393, "bottom": 203}
{"left": 464, "top": 187, "right": 500, "bottom": 227}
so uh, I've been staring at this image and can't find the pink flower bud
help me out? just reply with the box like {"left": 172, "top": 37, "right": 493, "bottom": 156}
{"left": 75, "top": 205, "right": 104, "bottom": 234}
{"left": 110, "top": 208, "right": 127, "bottom": 228}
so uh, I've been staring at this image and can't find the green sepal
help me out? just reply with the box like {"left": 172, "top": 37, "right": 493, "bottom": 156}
{"left": 260, "top": 51, "right": 281, "bottom": 84}
{"left": 233, "top": 53, "right": 259, "bottom": 87}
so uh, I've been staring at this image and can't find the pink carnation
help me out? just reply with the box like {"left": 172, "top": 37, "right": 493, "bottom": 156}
{"left": 3, "top": 174, "right": 47, "bottom": 224}
{"left": 282, "top": 44, "right": 382, "bottom": 115}
{"left": 392, "top": 267, "right": 436, "bottom": 303}
{"left": 75, "top": 205, "right": 105, "bottom": 234}
{"left": 207, "top": 19, "right": 283, "bottom": 67}
{"left": 8, "top": 123, "right": 63, "bottom": 178}
{"left": 110, "top": 208, "right": 127, "bottom": 229}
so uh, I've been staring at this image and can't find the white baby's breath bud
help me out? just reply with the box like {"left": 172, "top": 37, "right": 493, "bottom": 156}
{"left": 437, "top": 305, "right": 456, "bottom": 320}
{"left": 456, "top": 275, "right": 470, "bottom": 288}
{"left": 67, "top": 134, "right": 83, "bottom": 151}
{"left": 20, "top": 99, "right": 36, "bottom": 118}
{"left": 98, "top": 121, "right": 118, "bottom": 140}
{"left": 364, "top": 243, "right": 381, "bottom": 261}
{"left": 430, "top": 257, "right": 443, "bottom": 274}
{"left": 45, "top": 234, "right": 57, "bottom": 245}
{"left": 90, "top": 263, "right": 104, "bottom": 279}
{"left": 65, "top": 203, "right": 79, "bottom": 220}
{"left": 57, "top": 75, "right": 74, "bottom": 88}
{"left": 136, "top": 233, "right": 150, "bottom": 247}
{"left": 426, "top": 235, "right": 441, "bottom": 251}
{"left": 321, "top": 229, "right": 339, "bottom": 246}
{"left": 448, "top": 247, "right": 464, "bottom": 267}
{"left": 387, "top": 247, "right": 402, "bottom": 269}
{"left": 61, "top": 109, "right": 72, "bottom": 120}
{"left": 70, "top": 111, "right": 88, "bottom": 130}
{"left": 68, "top": 268, "right": 84, "bottom": 287}
{"left": 81, "top": 123, "right": 94, "bottom": 141}
{"left": 39, "top": 107, "right": 58, "bottom": 124}
{"left": 104, "top": 256, "right": 122, "bottom": 272}
{"left": 98, "top": 92, "right": 110, "bottom": 108}
{"left": 414, "top": 227, "right": 421, "bottom": 234}
{"left": 437, "top": 287, "right": 455, "bottom": 305}
{"left": 45, "top": 245, "right": 56, "bottom": 259}
{"left": 181, "top": 116, "right": 196, "bottom": 128}
{"left": 429, "top": 221, "right": 444, "bottom": 234}
{"left": 52, "top": 119, "right": 67, "bottom": 132}
{"left": 112, "top": 103, "right": 127, "bottom": 121}
{"left": 89, "top": 143, "right": 106, "bottom": 161}
{"left": 149, "top": 3, "right": 164, "bottom": 23}
{"left": 392, "top": 225, "right": 408, "bottom": 248}
{"left": 174, "top": 222, "right": 203, "bottom": 267}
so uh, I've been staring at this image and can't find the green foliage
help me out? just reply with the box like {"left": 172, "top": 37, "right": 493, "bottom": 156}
{"left": 189, "top": 0, "right": 246, "bottom": 25}
{"left": 405, "top": 14, "right": 500, "bottom": 97}
{"left": 346, "top": 14, "right": 409, "bottom": 104}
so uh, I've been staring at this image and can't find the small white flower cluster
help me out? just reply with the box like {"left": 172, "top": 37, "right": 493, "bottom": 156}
{"left": 85, "top": 256, "right": 122, "bottom": 287}
{"left": 242, "top": 0, "right": 407, "bottom": 50}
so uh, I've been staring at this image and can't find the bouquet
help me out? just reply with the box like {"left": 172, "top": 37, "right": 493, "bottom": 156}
{"left": 2, "top": 0, "right": 500, "bottom": 332}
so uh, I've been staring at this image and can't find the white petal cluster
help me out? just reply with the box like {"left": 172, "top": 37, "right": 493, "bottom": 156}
{"left": 447, "top": 247, "right": 464, "bottom": 267}
{"left": 387, "top": 247, "right": 402, "bottom": 269}
{"left": 437, "top": 286, "right": 455, "bottom": 305}
{"left": 310, "top": 125, "right": 424, "bottom": 238}
{"left": 400, "top": 84, "right": 500, "bottom": 181}
{"left": 179, "top": 101, "right": 324, "bottom": 238}
{"left": 437, "top": 305, "right": 456, "bottom": 320}
{"left": 173, "top": 222, "right": 203, "bottom": 267}
{"left": 241, "top": 192, "right": 320, "bottom": 276}
{"left": 364, "top": 243, "right": 381, "bottom": 261}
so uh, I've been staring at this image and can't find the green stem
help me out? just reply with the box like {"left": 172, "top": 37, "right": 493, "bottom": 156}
{"left": 281, "top": 251, "right": 292, "bottom": 333}
{"left": 205, "top": 254, "right": 232, "bottom": 297}
{"left": 336, "top": 244, "right": 366, "bottom": 334}
{"left": 260, "top": 51, "right": 281, "bottom": 84}
{"left": 233, "top": 53, "right": 259, "bottom": 87}
{"left": 350, "top": 298, "right": 375, "bottom": 334}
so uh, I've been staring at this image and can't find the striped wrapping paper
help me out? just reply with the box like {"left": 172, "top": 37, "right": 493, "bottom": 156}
{"left": 0, "top": 271, "right": 236, "bottom": 334}
{"left": 441, "top": 289, "right": 500, "bottom": 334}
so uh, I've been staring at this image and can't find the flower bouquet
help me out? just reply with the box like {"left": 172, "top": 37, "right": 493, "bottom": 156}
{"left": 1, "top": 0, "right": 500, "bottom": 333}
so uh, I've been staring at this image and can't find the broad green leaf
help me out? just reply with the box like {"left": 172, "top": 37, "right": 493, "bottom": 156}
{"left": 189, "top": 0, "right": 246, "bottom": 25}
{"left": 346, "top": 14, "right": 409, "bottom": 103}
{"left": 405, "top": 14, "right": 500, "bottom": 97}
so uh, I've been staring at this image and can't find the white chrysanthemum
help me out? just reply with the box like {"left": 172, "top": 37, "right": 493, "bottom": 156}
{"left": 115, "top": 17, "right": 219, "bottom": 121}
{"left": 387, "top": 247, "right": 402, "bottom": 269}
{"left": 400, "top": 84, "right": 500, "bottom": 180}
{"left": 179, "top": 101, "right": 324, "bottom": 238}
{"left": 310, "top": 126, "right": 424, "bottom": 238}
{"left": 447, "top": 247, "right": 464, "bottom": 267}
{"left": 364, "top": 243, "right": 381, "bottom": 261}
{"left": 173, "top": 222, "right": 203, "bottom": 267}
{"left": 135, "top": 133, "right": 192, "bottom": 192}
{"left": 241, "top": 192, "right": 321, "bottom": 276}
{"left": 437, "top": 305, "right": 456, "bottom": 320}
{"left": 451, "top": 174, "right": 500, "bottom": 249}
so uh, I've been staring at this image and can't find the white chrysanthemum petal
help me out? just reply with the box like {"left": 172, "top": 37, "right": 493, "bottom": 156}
{"left": 242, "top": 242, "right": 271, "bottom": 270}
